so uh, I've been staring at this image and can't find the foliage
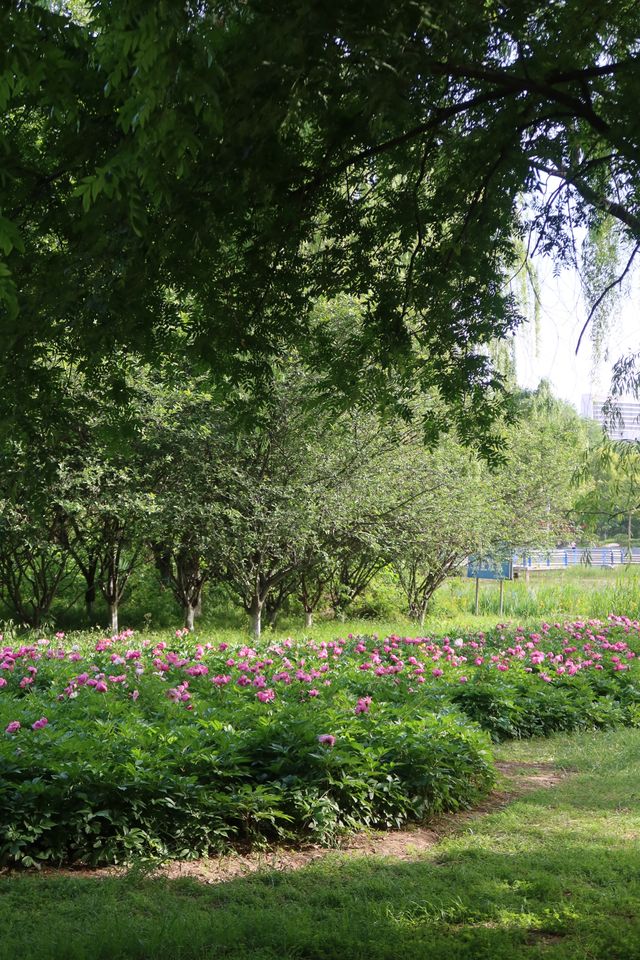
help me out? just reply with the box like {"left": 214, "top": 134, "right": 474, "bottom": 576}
{"left": 3, "top": 3, "right": 640, "bottom": 439}
{"left": 574, "top": 438, "right": 640, "bottom": 547}
{"left": 2, "top": 615, "right": 640, "bottom": 865}
{"left": 495, "top": 383, "right": 591, "bottom": 550}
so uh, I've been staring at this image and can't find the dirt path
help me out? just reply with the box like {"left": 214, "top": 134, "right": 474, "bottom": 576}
{"left": 32, "top": 759, "right": 567, "bottom": 885}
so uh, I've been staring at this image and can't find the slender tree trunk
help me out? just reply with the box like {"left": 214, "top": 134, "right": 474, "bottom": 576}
{"left": 109, "top": 601, "right": 119, "bottom": 634}
{"left": 183, "top": 583, "right": 203, "bottom": 631}
{"left": 85, "top": 583, "right": 96, "bottom": 619}
{"left": 185, "top": 602, "right": 197, "bottom": 632}
{"left": 249, "top": 596, "right": 263, "bottom": 638}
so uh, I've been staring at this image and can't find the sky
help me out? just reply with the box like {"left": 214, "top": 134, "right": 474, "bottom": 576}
{"left": 513, "top": 256, "right": 639, "bottom": 411}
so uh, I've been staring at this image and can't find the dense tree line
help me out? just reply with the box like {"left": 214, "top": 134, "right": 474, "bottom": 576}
{"left": 0, "top": 353, "right": 590, "bottom": 634}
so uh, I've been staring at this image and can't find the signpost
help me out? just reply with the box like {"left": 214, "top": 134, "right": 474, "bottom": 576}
{"left": 466, "top": 555, "right": 513, "bottom": 615}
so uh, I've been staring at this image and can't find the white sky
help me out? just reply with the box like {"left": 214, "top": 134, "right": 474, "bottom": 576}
{"left": 513, "top": 256, "right": 640, "bottom": 410}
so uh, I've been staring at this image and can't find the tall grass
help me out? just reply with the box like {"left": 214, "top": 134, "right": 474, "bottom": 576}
{"left": 429, "top": 568, "right": 640, "bottom": 621}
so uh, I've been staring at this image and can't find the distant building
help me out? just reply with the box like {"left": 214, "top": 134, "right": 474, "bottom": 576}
{"left": 581, "top": 395, "right": 640, "bottom": 442}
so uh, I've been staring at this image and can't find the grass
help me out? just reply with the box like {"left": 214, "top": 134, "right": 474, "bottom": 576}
{"left": 1, "top": 726, "right": 639, "bottom": 959}
{"left": 429, "top": 564, "right": 640, "bottom": 623}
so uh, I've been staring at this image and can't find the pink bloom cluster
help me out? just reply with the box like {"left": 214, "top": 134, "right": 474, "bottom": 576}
{"left": 1, "top": 618, "right": 639, "bottom": 725}
{"left": 355, "top": 696, "right": 372, "bottom": 715}
{"left": 317, "top": 734, "right": 336, "bottom": 747}
{"left": 167, "top": 681, "right": 192, "bottom": 709}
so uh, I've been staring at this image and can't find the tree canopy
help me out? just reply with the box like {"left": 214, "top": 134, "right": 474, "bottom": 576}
{"left": 2, "top": 1, "right": 640, "bottom": 445}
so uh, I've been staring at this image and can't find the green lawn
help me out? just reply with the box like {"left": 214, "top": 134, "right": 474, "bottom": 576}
{"left": 1, "top": 727, "right": 639, "bottom": 960}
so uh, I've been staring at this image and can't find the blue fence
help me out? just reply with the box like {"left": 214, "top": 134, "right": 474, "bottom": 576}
{"left": 513, "top": 547, "right": 640, "bottom": 570}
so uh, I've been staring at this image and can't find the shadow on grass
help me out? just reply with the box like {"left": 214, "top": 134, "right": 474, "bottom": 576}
{"left": 1, "top": 790, "right": 639, "bottom": 960}
{"left": 2, "top": 728, "right": 640, "bottom": 960}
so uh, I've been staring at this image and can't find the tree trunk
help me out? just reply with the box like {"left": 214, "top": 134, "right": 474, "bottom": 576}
{"left": 109, "top": 601, "right": 119, "bottom": 634}
{"left": 152, "top": 544, "right": 173, "bottom": 587}
{"left": 85, "top": 583, "right": 96, "bottom": 619}
{"left": 304, "top": 609, "right": 313, "bottom": 628}
{"left": 407, "top": 598, "right": 421, "bottom": 621}
{"left": 249, "top": 596, "right": 263, "bottom": 638}
{"left": 185, "top": 602, "right": 197, "bottom": 632}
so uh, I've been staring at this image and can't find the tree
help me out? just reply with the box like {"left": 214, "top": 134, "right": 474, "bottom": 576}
{"left": 207, "top": 377, "right": 352, "bottom": 637}
{"left": 494, "top": 384, "right": 591, "bottom": 553}
{"left": 3, "top": 2, "right": 640, "bottom": 443}
{"left": 0, "top": 431, "right": 73, "bottom": 628}
{"left": 389, "top": 441, "right": 496, "bottom": 624}
{"left": 0, "top": 501, "right": 71, "bottom": 629}
{"left": 574, "top": 439, "right": 640, "bottom": 550}
{"left": 36, "top": 368, "right": 154, "bottom": 632}
{"left": 56, "top": 420, "right": 151, "bottom": 634}
{"left": 137, "top": 373, "right": 233, "bottom": 631}
{"left": 390, "top": 384, "right": 592, "bottom": 619}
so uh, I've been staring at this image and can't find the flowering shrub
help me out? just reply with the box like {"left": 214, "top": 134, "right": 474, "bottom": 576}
{"left": 1, "top": 616, "right": 639, "bottom": 866}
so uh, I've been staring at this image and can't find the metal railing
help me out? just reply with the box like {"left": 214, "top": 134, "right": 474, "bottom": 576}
{"left": 513, "top": 547, "right": 640, "bottom": 570}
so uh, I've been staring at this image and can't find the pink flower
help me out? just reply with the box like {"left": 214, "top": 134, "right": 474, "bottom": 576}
{"left": 459, "top": 676, "right": 468, "bottom": 683}
{"left": 131, "top": 689, "right": 139, "bottom": 701}
{"left": 5, "top": 721, "right": 20, "bottom": 734}
{"left": 432, "top": 668, "right": 444, "bottom": 678}
{"left": 186, "top": 664, "right": 209, "bottom": 677}
{"left": 256, "top": 688, "right": 275, "bottom": 703}
{"left": 354, "top": 696, "right": 372, "bottom": 715}
{"left": 317, "top": 734, "right": 336, "bottom": 747}
{"left": 31, "top": 717, "right": 48, "bottom": 730}
{"left": 94, "top": 681, "right": 108, "bottom": 693}
{"left": 0, "top": 677, "right": 6, "bottom": 688}
{"left": 308, "top": 688, "right": 320, "bottom": 697}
